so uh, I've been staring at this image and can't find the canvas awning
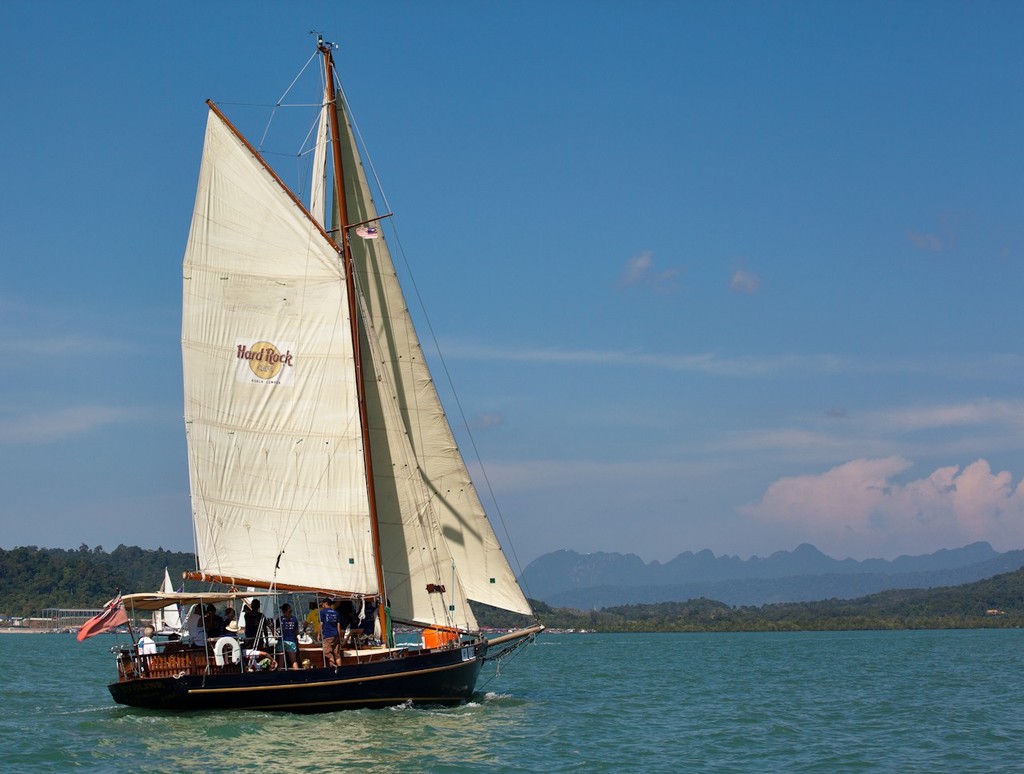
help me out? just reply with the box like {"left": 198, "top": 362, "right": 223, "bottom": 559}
{"left": 120, "top": 591, "right": 275, "bottom": 613}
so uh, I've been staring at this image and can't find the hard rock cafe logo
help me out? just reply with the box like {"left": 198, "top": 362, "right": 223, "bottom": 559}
{"left": 236, "top": 340, "right": 294, "bottom": 383}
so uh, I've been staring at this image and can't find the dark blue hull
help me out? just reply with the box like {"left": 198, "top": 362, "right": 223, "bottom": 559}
{"left": 109, "top": 640, "right": 487, "bottom": 713}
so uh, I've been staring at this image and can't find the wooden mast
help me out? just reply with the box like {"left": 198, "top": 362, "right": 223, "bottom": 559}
{"left": 318, "top": 37, "right": 389, "bottom": 637}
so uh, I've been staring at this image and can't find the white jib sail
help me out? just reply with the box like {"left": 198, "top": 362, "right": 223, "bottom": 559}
{"left": 334, "top": 98, "right": 532, "bottom": 618}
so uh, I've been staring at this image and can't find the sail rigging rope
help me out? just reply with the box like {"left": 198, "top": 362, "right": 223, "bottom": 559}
{"left": 257, "top": 47, "right": 320, "bottom": 152}
{"left": 477, "top": 630, "right": 539, "bottom": 690}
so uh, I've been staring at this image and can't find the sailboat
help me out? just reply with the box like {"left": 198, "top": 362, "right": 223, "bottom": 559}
{"left": 107, "top": 36, "right": 542, "bottom": 712}
{"left": 150, "top": 568, "right": 183, "bottom": 636}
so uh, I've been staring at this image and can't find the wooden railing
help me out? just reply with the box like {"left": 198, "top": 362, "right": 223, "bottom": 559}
{"left": 116, "top": 641, "right": 400, "bottom": 681}
{"left": 117, "top": 646, "right": 243, "bottom": 681}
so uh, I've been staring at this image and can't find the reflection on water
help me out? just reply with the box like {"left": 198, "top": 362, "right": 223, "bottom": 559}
{"left": 89, "top": 693, "right": 529, "bottom": 772}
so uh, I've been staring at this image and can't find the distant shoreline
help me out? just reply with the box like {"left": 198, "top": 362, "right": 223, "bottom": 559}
{"left": 0, "top": 628, "right": 57, "bottom": 635}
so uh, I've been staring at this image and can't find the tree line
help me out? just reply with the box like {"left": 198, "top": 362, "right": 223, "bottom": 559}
{"left": 478, "top": 565, "right": 1024, "bottom": 632}
{"left": 4, "top": 544, "right": 1024, "bottom": 631}
{"left": 0, "top": 545, "right": 196, "bottom": 616}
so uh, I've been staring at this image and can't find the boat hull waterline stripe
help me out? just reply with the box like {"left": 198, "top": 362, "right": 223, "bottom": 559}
{"left": 186, "top": 657, "right": 476, "bottom": 695}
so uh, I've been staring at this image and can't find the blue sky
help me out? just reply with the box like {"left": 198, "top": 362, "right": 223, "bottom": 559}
{"left": 1, "top": 1, "right": 1022, "bottom": 567}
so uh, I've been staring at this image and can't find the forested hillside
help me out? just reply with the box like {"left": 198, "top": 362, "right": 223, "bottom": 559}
{"left": 521, "top": 543, "right": 1024, "bottom": 607}
{"left": 5, "top": 545, "right": 1024, "bottom": 632}
{"left": 522, "top": 565, "right": 1024, "bottom": 632}
{"left": 0, "top": 545, "right": 196, "bottom": 616}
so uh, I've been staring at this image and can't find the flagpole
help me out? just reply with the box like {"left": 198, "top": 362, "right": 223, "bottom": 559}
{"left": 113, "top": 588, "right": 132, "bottom": 643}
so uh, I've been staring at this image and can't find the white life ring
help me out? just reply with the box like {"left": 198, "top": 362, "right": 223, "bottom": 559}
{"left": 214, "top": 637, "right": 241, "bottom": 666}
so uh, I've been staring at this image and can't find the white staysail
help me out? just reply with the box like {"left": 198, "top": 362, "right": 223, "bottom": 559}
{"left": 309, "top": 85, "right": 330, "bottom": 226}
{"left": 333, "top": 97, "right": 533, "bottom": 621}
{"left": 182, "top": 109, "right": 377, "bottom": 595}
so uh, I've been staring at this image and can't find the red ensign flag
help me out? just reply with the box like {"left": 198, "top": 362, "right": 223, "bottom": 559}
{"left": 76, "top": 594, "right": 129, "bottom": 642}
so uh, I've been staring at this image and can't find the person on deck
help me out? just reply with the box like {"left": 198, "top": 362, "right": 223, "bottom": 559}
{"left": 277, "top": 603, "right": 300, "bottom": 669}
{"left": 383, "top": 597, "right": 394, "bottom": 648}
{"left": 222, "top": 606, "right": 236, "bottom": 634}
{"left": 337, "top": 598, "right": 359, "bottom": 646}
{"left": 137, "top": 625, "right": 157, "bottom": 655}
{"left": 244, "top": 599, "right": 266, "bottom": 650}
{"left": 204, "top": 604, "right": 224, "bottom": 638}
{"left": 360, "top": 600, "right": 376, "bottom": 643}
{"left": 187, "top": 604, "right": 206, "bottom": 648}
{"left": 304, "top": 600, "right": 321, "bottom": 640}
{"left": 320, "top": 598, "right": 341, "bottom": 667}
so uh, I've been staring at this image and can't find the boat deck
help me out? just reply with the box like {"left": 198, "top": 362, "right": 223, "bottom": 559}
{"left": 115, "top": 640, "right": 411, "bottom": 682}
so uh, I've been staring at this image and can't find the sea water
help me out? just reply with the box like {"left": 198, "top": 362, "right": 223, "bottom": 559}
{"left": 2, "top": 629, "right": 1023, "bottom": 772}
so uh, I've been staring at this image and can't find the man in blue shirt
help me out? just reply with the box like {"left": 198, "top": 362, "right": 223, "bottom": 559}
{"left": 319, "top": 598, "right": 341, "bottom": 667}
{"left": 277, "top": 603, "right": 300, "bottom": 669}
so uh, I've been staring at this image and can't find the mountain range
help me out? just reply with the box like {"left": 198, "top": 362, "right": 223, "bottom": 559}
{"left": 519, "top": 542, "right": 1024, "bottom": 609}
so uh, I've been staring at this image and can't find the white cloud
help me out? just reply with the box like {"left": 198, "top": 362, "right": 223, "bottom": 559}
{"left": 0, "top": 406, "right": 139, "bottom": 444}
{"left": 443, "top": 342, "right": 851, "bottom": 377}
{"left": 862, "top": 399, "right": 1024, "bottom": 433}
{"left": 618, "top": 251, "right": 679, "bottom": 294}
{"left": 711, "top": 427, "right": 861, "bottom": 454}
{"left": 441, "top": 342, "right": 1024, "bottom": 382}
{"left": 741, "top": 456, "right": 1024, "bottom": 558}
{"left": 0, "top": 296, "right": 137, "bottom": 356}
{"left": 12, "top": 335, "right": 134, "bottom": 356}
{"left": 620, "top": 250, "right": 654, "bottom": 285}
{"left": 709, "top": 399, "right": 1024, "bottom": 464}
{"left": 471, "top": 412, "right": 505, "bottom": 430}
{"left": 473, "top": 456, "right": 733, "bottom": 495}
{"left": 907, "top": 230, "right": 944, "bottom": 252}
{"left": 730, "top": 268, "right": 760, "bottom": 294}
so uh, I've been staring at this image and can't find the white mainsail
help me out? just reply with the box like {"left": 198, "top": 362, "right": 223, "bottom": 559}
{"left": 182, "top": 110, "right": 377, "bottom": 595}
